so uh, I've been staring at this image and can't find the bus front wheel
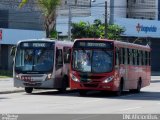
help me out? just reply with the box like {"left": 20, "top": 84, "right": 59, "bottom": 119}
{"left": 57, "top": 77, "right": 68, "bottom": 93}
{"left": 115, "top": 80, "right": 123, "bottom": 96}
{"left": 25, "top": 87, "right": 33, "bottom": 93}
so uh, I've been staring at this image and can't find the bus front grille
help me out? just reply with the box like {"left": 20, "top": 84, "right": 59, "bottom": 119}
{"left": 83, "top": 84, "right": 98, "bottom": 88}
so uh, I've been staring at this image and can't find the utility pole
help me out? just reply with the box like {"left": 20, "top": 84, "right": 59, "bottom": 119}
{"left": 68, "top": 6, "right": 72, "bottom": 41}
{"left": 109, "top": 0, "right": 114, "bottom": 24}
{"left": 105, "top": 1, "right": 108, "bottom": 38}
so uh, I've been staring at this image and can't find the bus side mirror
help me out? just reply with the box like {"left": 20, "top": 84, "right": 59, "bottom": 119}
{"left": 10, "top": 46, "right": 16, "bottom": 56}
{"left": 66, "top": 54, "right": 71, "bottom": 62}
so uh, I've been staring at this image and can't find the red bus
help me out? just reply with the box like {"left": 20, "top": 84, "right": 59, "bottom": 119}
{"left": 70, "top": 38, "right": 151, "bottom": 96}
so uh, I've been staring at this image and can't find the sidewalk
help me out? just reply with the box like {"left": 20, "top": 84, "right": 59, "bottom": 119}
{"left": 0, "top": 78, "right": 24, "bottom": 94}
{"left": 0, "top": 76, "right": 160, "bottom": 94}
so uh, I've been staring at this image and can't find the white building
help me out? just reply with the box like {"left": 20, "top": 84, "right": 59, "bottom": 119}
{"left": 0, "top": 29, "right": 45, "bottom": 70}
{"left": 56, "top": 0, "right": 127, "bottom": 36}
{"left": 127, "top": 0, "right": 159, "bottom": 20}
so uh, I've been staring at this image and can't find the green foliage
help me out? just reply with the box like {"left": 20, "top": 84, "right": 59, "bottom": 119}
{"left": 71, "top": 19, "right": 125, "bottom": 40}
{"left": 0, "top": 70, "right": 12, "bottom": 78}
{"left": 19, "top": 0, "right": 28, "bottom": 8}
{"left": 107, "top": 24, "right": 125, "bottom": 40}
{"left": 50, "top": 30, "right": 58, "bottom": 39}
{"left": 37, "top": 0, "right": 60, "bottom": 16}
{"left": 19, "top": 0, "right": 61, "bottom": 38}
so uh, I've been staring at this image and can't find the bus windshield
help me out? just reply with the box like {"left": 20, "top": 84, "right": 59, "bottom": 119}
{"left": 72, "top": 49, "right": 113, "bottom": 73}
{"left": 15, "top": 48, "right": 54, "bottom": 72}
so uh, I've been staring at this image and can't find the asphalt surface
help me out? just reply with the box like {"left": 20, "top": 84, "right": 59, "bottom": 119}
{"left": 0, "top": 76, "right": 159, "bottom": 94}
{"left": 0, "top": 76, "right": 159, "bottom": 114}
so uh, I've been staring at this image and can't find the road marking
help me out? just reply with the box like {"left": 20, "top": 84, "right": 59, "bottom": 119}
{"left": 120, "top": 107, "right": 142, "bottom": 111}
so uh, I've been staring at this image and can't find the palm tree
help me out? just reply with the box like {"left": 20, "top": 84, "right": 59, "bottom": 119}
{"left": 19, "top": 0, "right": 61, "bottom": 38}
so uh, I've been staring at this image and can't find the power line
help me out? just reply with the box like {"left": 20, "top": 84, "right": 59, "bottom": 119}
{"left": 0, "top": 1, "right": 158, "bottom": 9}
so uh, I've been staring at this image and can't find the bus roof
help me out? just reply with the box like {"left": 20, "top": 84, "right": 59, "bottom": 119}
{"left": 74, "top": 38, "right": 150, "bottom": 51}
{"left": 16, "top": 38, "right": 73, "bottom": 46}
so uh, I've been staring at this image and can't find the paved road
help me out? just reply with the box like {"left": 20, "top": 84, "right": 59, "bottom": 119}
{"left": 0, "top": 77, "right": 160, "bottom": 114}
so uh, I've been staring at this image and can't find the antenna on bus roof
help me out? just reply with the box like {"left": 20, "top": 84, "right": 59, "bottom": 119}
{"left": 146, "top": 37, "right": 151, "bottom": 46}
{"left": 133, "top": 37, "right": 141, "bottom": 44}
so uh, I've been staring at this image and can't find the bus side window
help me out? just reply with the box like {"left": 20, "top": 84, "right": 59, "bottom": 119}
{"left": 141, "top": 51, "right": 144, "bottom": 65}
{"left": 127, "top": 48, "right": 130, "bottom": 65}
{"left": 125, "top": 48, "right": 127, "bottom": 64}
{"left": 132, "top": 49, "right": 135, "bottom": 65}
{"left": 120, "top": 48, "right": 125, "bottom": 64}
{"left": 122, "top": 48, "right": 125, "bottom": 64}
{"left": 145, "top": 51, "right": 148, "bottom": 65}
{"left": 130, "top": 49, "right": 133, "bottom": 65}
{"left": 133, "top": 49, "right": 137, "bottom": 66}
{"left": 115, "top": 48, "right": 119, "bottom": 66}
{"left": 149, "top": 52, "right": 151, "bottom": 66}
{"left": 137, "top": 50, "right": 139, "bottom": 65}
{"left": 56, "top": 48, "right": 63, "bottom": 69}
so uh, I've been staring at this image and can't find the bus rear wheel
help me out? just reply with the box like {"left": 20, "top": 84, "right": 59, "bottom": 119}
{"left": 129, "top": 80, "right": 142, "bottom": 93}
{"left": 25, "top": 87, "right": 33, "bottom": 93}
{"left": 135, "top": 80, "right": 142, "bottom": 93}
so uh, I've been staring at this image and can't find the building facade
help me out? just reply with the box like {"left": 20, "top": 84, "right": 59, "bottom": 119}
{"left": 0, "top": 0, "right": 45, "bottom": 70}
{"left": 127, "top": 0, "right": 158, "bottom": 20}
{"left": 57, "top": 0, "right": 160, "bottom": 72}
{"left": 0, "top": 0, "right": 44, "bottom": 30}
{"left": 112, "top": 0, "right": 160, "bottom": 72}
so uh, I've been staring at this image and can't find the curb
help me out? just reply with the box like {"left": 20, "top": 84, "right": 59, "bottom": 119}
{"left": 0, "top": 89, "right": 24, "bottom": 94}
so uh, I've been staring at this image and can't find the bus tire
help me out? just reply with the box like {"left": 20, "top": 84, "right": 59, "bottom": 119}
{"left": 25, "top": 87, "right": 33, "bottom": 94}
{"left": 135, "top": 80, "right": 142, "bottom": 93}
{"left": 58, "top": 77, "right": 68, "bottom": 93}
{"left": 79, "top": 90, "right": 87, "bottom": 96}
{"left": 129, "top": 79, "right": 142, "bottom": 93}
{"left": 115, "top": 80, "right": 123, "bottom": 96}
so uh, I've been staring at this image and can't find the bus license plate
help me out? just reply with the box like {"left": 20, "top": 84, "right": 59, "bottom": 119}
{"left": 21, "top": 76, "right": 32, "bottom": 82}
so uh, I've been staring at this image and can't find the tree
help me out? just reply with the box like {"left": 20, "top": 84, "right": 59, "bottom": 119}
{"left": 71, "top": 19, "right": 125, "bottom": 40}
{"left": 19, "top": 0, "right": 61, "bottom": 38}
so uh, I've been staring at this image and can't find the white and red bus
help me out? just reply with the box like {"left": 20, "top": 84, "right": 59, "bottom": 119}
{"left": 70, "top": 38, "right": 151, "bottom": 96}
{"left": 13, "top": 39, "right": 73, "bottom": 93}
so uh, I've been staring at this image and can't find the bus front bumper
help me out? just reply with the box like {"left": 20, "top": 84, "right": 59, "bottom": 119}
{"left": 70, "top": 80, "right": 118, "bottom": 91}
{"left": 14, "top": 78, "right": 54, "bottom": 89}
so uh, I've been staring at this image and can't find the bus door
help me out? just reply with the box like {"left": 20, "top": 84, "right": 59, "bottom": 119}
{"left": 55, "top": 48, "right": 63, "bottom": 88}
{"left": 120, "top": 48, "right": 128, "bottom": 89}
{"left": 115, "top": 48, "right": 120, "bottom": 83}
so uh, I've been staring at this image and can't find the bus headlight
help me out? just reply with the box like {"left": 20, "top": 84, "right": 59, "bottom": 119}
{"left": 15, "top": 74, "right": 21, "bottom": 80}
{"left": 71, "top": 74, "right": 79, "bottom": 82}
{"left": 103, "top": 76, "right": 114, "bottom": 83}
{"left": 47, "top": 73, "right": 52, "bottom": 80}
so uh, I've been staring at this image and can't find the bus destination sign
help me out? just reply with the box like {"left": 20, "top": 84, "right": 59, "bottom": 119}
{"left": 75, "top": 41, "right": 113, "bottom": 49}
{"left": 20, "top": 42, "right": 54, "bottom": 48}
